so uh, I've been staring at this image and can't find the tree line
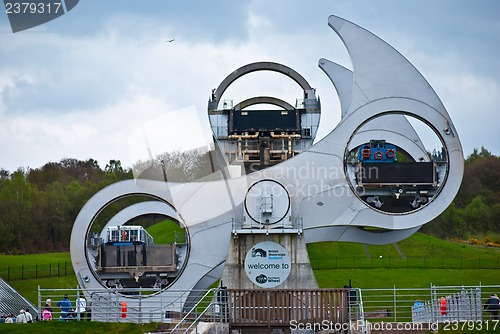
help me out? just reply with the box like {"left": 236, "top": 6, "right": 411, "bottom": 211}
{"left": 0, "top": 148, "right": 498, "bottom": 254}
{"left": 421, "top": 147, "right": 500, "bottom": 239}
{"left": 0, "top": 159, "right": 132, "bottom": 254}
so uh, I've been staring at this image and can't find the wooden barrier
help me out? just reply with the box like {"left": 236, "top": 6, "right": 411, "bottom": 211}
{"left": 227, "top": 288, "right": 350, "bottom": 327}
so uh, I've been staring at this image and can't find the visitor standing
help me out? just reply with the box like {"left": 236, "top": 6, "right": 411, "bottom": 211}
{"left": 484, "top": 293, "right": 500, "bottom": 320}
{"left": 16, "top": 310, "right": 27, "bottom": 323}
{"left": 25, "top": 309, "right": 33, "bottom": 323}
{"left": 75, "top": 293, "right": 87, "bottom": 320}
{"left": 56, "top": 294, "right": 72, "bottom": 319}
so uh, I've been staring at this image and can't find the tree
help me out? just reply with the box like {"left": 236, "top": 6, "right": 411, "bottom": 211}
{"left": 0, "top": 170, "right": 33, "bottom": 253}
{"left": 36, "top": 181, "right": 72, "bottom": 250}
{"left": 457, "top": 153, "right": 500, "bottom": 207}
{"left": 134, "top": 149, "right": 219, "bottom": 182}
{"left": 0, "top": 168, "right": 9, "bottom": 181}
{"left": 0, "top": 158, "right": 136, "bottom": 253}
{"left": 421, "top": 202, "right": 467, "bottom": 238}
{"left": 424, "top": 148, "right": 499, "bottom": 239}
{"left": 463, "top": 195, "right": 493, "bottom": 233}
{"left": 465, "top": 147, "right": 493, "bottom": 164}
{"left": 104, "top": 159, "right": 132, "bottom": 180}
{"left": 105, "top": 159, "right": 123, "bottom": 174}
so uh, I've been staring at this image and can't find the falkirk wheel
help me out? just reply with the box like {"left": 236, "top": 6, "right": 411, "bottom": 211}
{"left": 70, "top": 15, "right": 463, "bottom": 320}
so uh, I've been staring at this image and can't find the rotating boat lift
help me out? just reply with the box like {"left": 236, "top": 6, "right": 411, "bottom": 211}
{"left": 208, "top": 61, "right": 321, "bottom": 173}
{"left": 70, "top": 15, "right": 463, "bottom": 321}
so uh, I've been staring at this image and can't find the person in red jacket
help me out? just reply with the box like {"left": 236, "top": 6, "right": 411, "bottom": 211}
{"left": 439, "top": 296, "right": 447, "bottom": 315}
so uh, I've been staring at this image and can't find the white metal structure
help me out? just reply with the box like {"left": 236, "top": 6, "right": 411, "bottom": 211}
{"left": 70, "top": 15, "right": 463, "bottom": 320}
{"left": 208, "top": 62, "right": 321, "bottom": 171}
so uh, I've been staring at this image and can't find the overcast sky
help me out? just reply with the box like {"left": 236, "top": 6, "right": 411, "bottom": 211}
{"left": 1, "top": 0, "right": 499, "bottom": 172}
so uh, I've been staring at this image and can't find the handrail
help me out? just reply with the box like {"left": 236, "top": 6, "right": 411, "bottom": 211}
{"left": 171, "top": 301, "right": 218, "bottom": 334}
{"left": 165, "top": 287, "right": 220, "bottom": 334}
{"left": 355, "top": 288, "right": 369, "bottom": 334}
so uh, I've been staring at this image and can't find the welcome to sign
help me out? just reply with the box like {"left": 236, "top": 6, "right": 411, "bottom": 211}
{"left": 244, "top": 241, "right": 291, "bottom": 288}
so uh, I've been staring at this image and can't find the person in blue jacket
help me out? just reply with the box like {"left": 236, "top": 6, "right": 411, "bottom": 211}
{"left": 57, "top": 294, "right": 73, "bottom": 319}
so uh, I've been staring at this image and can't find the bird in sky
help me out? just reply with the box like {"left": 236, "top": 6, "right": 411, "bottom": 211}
{"left": 166, "top": 39, "right": 175, "bottom": 43}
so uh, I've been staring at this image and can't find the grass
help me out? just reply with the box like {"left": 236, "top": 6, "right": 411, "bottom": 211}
{"left": 0, "top": 252, "right": 72, "bottom": 281}
{"left": 307, "top": 232, "right": 500, "bottom": 259}
{"left": 398, "top": 232, "right": 500, "bottom": 257}
{"left": 307, "top": 233, "right": 500, "bottom": 269}
{"left": 314, "top": 268, "right": 499, "bottom": 289}
{"left": 0, "top": 220, "right": 182, "bottom": 282}
{"left": 1, "top": 232, "right": 499, "bottom": 333}
{"left": 0, "top": 253, "right": 71, "bottom": 266}
{"left": 9, "top": 275, "right": 78, "bottom": 306}
{"left": 146, "top": 219, "right": 185, "bottom": 244}
{"left": 0, "top": 321, "right": 158, "bottom": 334}
{"left": 1, "top": 232, "right": 499, "bottom": 305}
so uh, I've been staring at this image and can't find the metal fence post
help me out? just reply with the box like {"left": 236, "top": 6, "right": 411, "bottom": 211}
{"left": 76, "top": 285, "right": 80, "bottom": 321}
{"left": 393, "top": 285, "right": 397, "bottom": 321}
{"left": 38, "top": 285, "right": 41, "bottom": 316}
{"left": 139, "top": 286, "right": 142, "bottom": 323}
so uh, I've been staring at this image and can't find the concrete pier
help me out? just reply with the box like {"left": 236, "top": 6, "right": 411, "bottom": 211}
{"left": 221, "top": 232, "right": 318, "bottom": 289}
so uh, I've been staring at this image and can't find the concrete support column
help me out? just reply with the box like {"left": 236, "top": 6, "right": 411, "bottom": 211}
{"left": 221, "top": 233, "right": 318, "bottom": 289}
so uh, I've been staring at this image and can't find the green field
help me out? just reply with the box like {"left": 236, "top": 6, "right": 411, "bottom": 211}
{"left": 1, "top": 232, "right": 499, "bottom": 303}
{"left": 314, "top": 268, "right": 499, "bottom": 289}
{"left": 308, "top": 232, "right": 500, "bottom": 270}
{"left": 146, "top": 219, "right": 186, "bottom": 244}
{"left": 0, "top": 321, "right": 158, "bottom": 334}
{"left": 1, "top": 232, "right": 499, "bottom": 334}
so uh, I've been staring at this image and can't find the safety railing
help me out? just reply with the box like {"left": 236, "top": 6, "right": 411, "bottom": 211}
{"left": 37, "top": 286, "right": 225, "bottom": 325}
{"left": 349, "top": 288, "right": 369, "bottom": 334}
{"left": 161, "top": 288, "right": 226, "bottom": 334}
{"left": 358, "top": 284, "right": 500, "bottom": 323}
{"left": 231, "top": 217, "right": 303, "bottom": 235}
{"left": 37, "top": 284, "right": 500, "bottom": 333}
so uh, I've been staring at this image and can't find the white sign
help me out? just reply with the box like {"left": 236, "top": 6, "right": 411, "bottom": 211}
{"left": 244, "top": 241, "right": 291, "bottom": 288}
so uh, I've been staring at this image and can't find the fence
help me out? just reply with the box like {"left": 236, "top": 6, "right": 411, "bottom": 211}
{"left": 0, "top": 262, "right": 73, "bottom": 281}
{"left": 358, "top": 284, "right": 500, "bottom": 323}
{"left": 226, "top": 288, "right": 349, "bottom": 328}
{"left": 2, "top": 256, "right": 498, "bottom": 281}
{"left": 3, "top": 257, "right": 498, "bottom": 280}
{"left": 38, "top": 287, "right": 354, "bottom": 332}
{"left": 38, "top": 286, "right": 226, "bottom": 324}
{"left": 311, "top": 256, "right": 500, "bottom": 270}
{"left": 37, "top": 284, "right": 500, "bottom": 333}
{"left": 412, "top": 287, "right": 482, "bottom": 322}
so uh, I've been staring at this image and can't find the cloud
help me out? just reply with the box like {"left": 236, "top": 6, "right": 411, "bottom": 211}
{"left": 403, "top": 46, "right": 500, "bottom": 156}
{"left": 1, "top": 1, "right": 499, "bottom": 172}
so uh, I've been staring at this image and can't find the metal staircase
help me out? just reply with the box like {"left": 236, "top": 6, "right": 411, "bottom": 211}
{"left": 0, "top": 278, "right": 38, "bottom": 319}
